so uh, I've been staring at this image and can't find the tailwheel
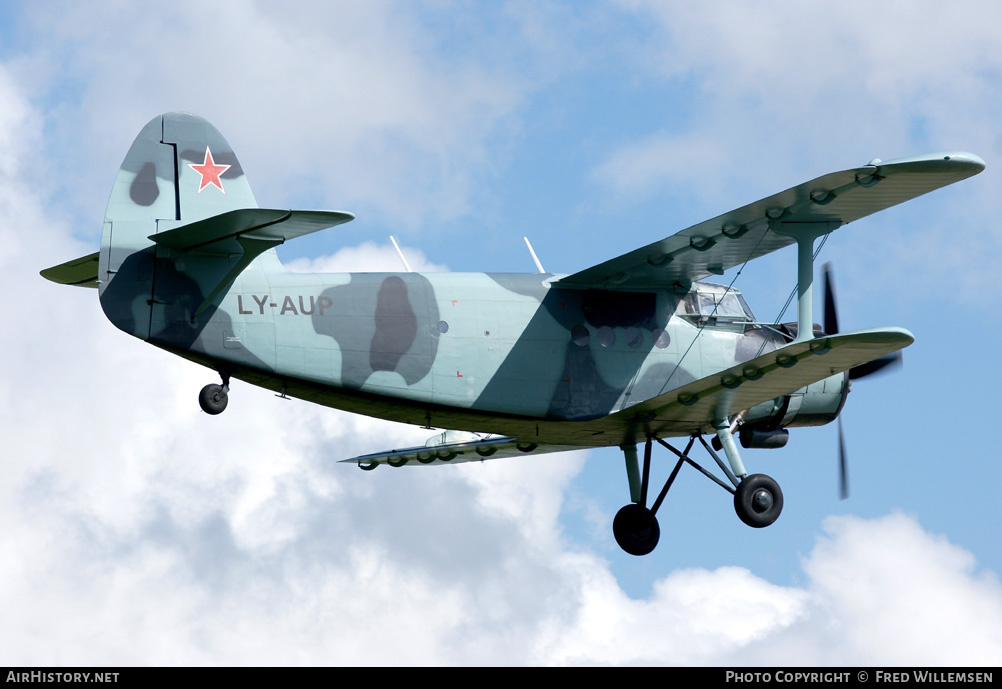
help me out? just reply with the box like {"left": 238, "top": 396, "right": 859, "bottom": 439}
{"left": 613, "top": 503, "right": 661, "bottom": 556}
{"left": 198, "top": 383, "right": 228, "bottom": 415}
{"left": 733, "top": 473, "right": 783, "bottom": 528}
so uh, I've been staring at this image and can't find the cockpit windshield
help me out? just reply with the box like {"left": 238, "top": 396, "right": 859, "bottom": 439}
{"left": 679, "top": 283, "right": 756, "bottom": 325}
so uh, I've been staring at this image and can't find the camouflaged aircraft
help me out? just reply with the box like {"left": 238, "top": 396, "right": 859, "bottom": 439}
{"left": 42, "top": 112, "right": 985, "bottom": 556}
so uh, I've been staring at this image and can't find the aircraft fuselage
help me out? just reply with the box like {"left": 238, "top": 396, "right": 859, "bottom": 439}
{"left": 128, "top": 249, "right": 841, "bottom": 445}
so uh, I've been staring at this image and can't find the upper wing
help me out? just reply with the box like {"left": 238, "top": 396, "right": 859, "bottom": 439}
{"left": 554, "top": 152, "right": 985, "bottom": 291}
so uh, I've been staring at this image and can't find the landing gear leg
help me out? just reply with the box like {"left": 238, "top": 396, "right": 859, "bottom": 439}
{"left": 614, "top": 440, "right": 661, "bottom": 556}
{"left": 199, "top": 373, "right": 230, "bottom": 415}
{"left": 611, "top": 425, "right": 785, "bottom": 555}
{"left": 714, "top": 420, "right": 784, "bottom": 528}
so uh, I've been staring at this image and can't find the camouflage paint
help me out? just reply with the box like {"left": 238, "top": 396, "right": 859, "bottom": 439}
{"left": 93, "top": 112, "right": 884, "bottom": 448}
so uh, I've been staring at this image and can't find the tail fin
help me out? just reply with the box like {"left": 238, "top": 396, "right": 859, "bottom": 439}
{"left": 99, "top": 112, "right": 259, "bottom": 339}
{"left": 165, "top": 112, "right": 259, "bottom": 222}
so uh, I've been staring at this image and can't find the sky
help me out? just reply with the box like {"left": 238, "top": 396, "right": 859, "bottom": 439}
{"left": 2, "top": 0, "right": 1001, "bottom": 666}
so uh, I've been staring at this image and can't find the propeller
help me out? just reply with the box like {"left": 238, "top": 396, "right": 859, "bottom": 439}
{"left": 822, "top": 263, "right": 903, "bottom": 380}
{"left": 849, "top": 353, "right": 903, "bottom": 380}
{"left": 821, "top": 263, "right": 903, "bottom": 499}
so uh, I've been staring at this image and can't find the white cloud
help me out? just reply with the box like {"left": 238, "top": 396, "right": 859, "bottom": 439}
{"left": 285, "top": 241, "right": 448, "bottom": 274}
{"left": 534, "top": 564, "right": 809, "bottom": 665}
{"left": 598, "top": 1, "right": 1002, "bottom": 205}
{"left": 735, "top": 513, "right": 1002, "bottom": 667}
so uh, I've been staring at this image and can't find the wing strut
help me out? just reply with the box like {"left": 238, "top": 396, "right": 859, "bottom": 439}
{"left": 769, "top": 221, "right": 840, "bottom": 343}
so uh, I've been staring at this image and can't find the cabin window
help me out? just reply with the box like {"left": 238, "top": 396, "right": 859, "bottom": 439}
{"left": 624, "top": 327, "right": 643, "bottom": 348}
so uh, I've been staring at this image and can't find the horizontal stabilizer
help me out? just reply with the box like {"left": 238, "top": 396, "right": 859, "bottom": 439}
{"left": 149, "top": 208, "right": 354, "bottom": 254}
{"left": 147, "top": 208, "right": 353, "bottom": 317}
{"left": 340, "top": 435, "right": 587, "bottom": 468}
{"left": 555, "top": 152, "right": 985, "bottom": 291}
{"left": 40, "top": 252, "right": 100, "bottom": 288}
{"left": 612, "top": 327, "right": 914, "bottom": 434}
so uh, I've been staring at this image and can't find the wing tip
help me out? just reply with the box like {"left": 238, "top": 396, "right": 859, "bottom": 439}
{"left": 875, "top": 151, "right": 985, "bottom": 176}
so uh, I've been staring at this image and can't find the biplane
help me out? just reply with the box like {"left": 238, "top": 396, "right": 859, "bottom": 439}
{"left": 42, "top": 113, "right": 984, "bottom": 555}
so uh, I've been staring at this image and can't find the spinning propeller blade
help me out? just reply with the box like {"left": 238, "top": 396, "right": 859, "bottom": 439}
{"left": 822, "top": 263, "right": 903, "bottom": 500}
{"left": 838, "top": 416, "right": 848, "bottom": 500}
{"left": 823, "top": 263, "right": 840, "bottom": 336}
{"left": 849, "top": 353, "right": 903, "bottom": 380}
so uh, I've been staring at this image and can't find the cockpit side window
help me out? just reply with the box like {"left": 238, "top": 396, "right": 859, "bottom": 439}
{"left": 682, "top": 292, "right": 700, "bottom": 316}
{"left": 700, "top": 292, "right": 718, "bottom": 315}
{"left": 737, "top": 293, "right": 756, "bottom": 321}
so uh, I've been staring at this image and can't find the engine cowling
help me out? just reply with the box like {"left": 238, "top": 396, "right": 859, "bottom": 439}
{"left": 741, "top": 371, "right": 849, "bottom": 441}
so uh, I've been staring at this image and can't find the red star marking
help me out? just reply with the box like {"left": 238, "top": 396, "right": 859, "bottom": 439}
{"left": 188, "top": 146, "right": 231, "bottom": 194}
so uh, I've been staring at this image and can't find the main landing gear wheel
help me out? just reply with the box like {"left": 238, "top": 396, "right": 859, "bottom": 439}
{"left": 199, "top": 383, "right": 228, "bottom": 415}
{"left": 613, "top": 504, "right": 661, "bottom": 556}
{"left": 734, "top": 473, "right": 783, "bottom": 528}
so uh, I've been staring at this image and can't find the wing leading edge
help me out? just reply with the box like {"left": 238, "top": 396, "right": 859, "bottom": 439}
{"left": 554, "top": 152, "right": 985, "bottom": 291}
